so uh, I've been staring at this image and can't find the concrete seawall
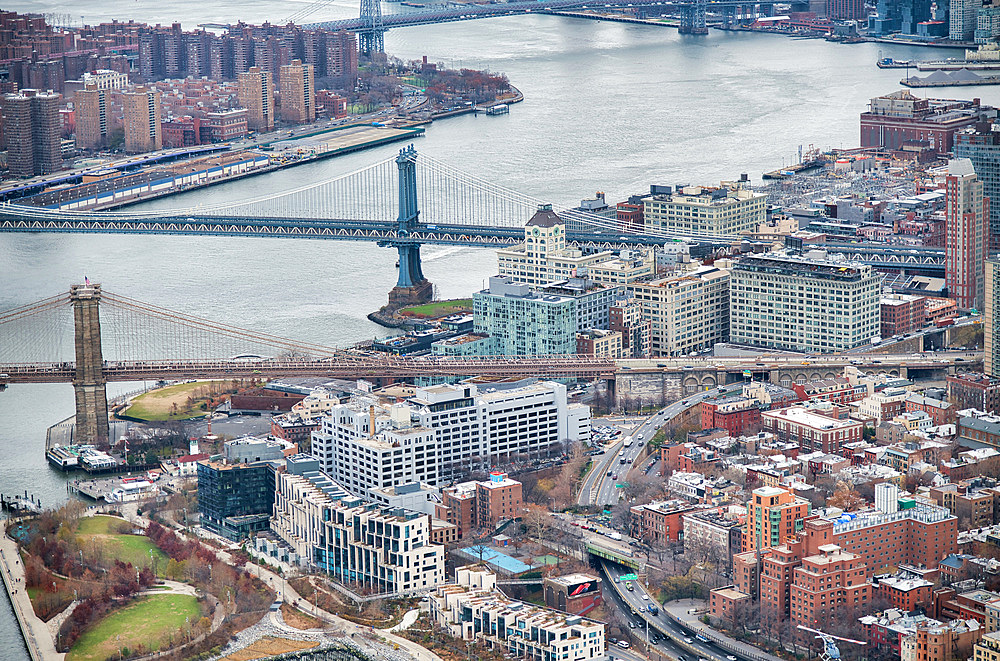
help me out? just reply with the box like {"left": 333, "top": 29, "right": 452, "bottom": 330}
{"left": 0, "top": 526, "right": 63, "bottom": 660}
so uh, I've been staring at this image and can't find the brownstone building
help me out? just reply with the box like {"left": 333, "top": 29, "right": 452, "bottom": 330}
{"left": 475, "top": 472, "right": 523, "bottom": 529}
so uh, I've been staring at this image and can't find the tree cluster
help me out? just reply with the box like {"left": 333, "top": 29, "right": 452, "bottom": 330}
{"left": 420, "top": 68, "right": 510, "bottom": 106}
{"left": 145, "top": 521, "right": 274, "bottom": 615}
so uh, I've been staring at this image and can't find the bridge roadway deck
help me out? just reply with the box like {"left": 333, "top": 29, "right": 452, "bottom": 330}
{"left": 0, "top": 211, "right": 951, "bottom": 270}
{"left": 308, "top": 0, "right": 794, "bottom": 31}
{"left": 0, "top": 352, "right": 978, "bottom": 385}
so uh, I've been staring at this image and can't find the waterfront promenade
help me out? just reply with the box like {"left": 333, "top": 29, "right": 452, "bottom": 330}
{"left": 0, "top": 526, "right": 63, "bottom": 660}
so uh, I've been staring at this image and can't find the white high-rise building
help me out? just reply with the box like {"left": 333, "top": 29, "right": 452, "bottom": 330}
{"left": 271, "top": 454, "right": 445, "bottom": 592}
{"left": 311, "top": 381, "right": 590, "bottom": 497}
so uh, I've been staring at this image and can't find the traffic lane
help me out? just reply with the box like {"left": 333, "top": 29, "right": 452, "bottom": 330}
{"left": 606, "top": 563, "right": 727, "bottom": 661}
{"left": 602, "top": 572, "right": 685, "bottom": 661}
{"left": 597, "top": 387, "right": 728, "bottom": 503}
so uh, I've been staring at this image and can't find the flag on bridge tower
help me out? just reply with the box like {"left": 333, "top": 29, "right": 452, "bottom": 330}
{"left": 84, "top": 276, "right": 90, "bottom": 286}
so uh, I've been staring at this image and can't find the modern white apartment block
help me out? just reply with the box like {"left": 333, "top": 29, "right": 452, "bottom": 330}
{"left": 271, "top": 454, "right": 445, "bottom": 594}
{"left": 311, "top": 380, "right": 590, "bottom": 495}
{"left": 630, "top": 262, "right": 731, "bottom": 356}
{"left": 430, "top": 565, "right": 606, "bottom": 661}
{"left": 730, "top": 251, "right": 880, "bottom": 353}
{"left": 642, "top": 183, "right": 766, "bottom": 236}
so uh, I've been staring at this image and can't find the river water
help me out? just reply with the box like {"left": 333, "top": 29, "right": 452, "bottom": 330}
{"left": 1, "top": 4, "right": 997, "bottom": 654}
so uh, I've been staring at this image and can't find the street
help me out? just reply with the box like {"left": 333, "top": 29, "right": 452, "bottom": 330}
{"left": 582, "top": 383, "right": 743, "bottom": 507}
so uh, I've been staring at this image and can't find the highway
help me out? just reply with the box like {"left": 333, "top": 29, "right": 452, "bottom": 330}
{"left": 581, "top": 383, "right": 743, "bottom": 507}
{"left": 600, "top": 561, "right": 742, "bottom": 661}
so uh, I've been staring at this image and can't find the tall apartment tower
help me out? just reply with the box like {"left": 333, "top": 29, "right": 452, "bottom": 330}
{"left": 955, "top": 126, "right": 1000, "bottom": 245}
{"left": 986, "top": 257, "right": 1000, "bottom": 378}
{"left": 74, "top": 84, "right": 110, "bottom": 151}
{"left": 326, "top": 30, "right": 359, "bottom": 85}
{"left": 237, "top": 67, "right": 274, "bottom": 132}
{"left": 122, "top": 86, "right": 162, "bottom": 154}
{"left": 0, "top": 88, "right": 62, "bottom": 177}
{"left": 946, "top": 158, "right": 989, "bottom": 311}
{"left": 279, "top": 59, "right": 315, "bottom": 125}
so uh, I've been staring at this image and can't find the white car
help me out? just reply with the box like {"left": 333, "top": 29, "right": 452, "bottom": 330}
{"left": 641, "top": 594, "right": 649, "bottom": 600}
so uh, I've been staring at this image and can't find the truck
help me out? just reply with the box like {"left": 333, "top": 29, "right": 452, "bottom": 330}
{"left": 647, "top": 604, "right": 659, "bottom": 616}
{"left": 608, "top": 531, "right": 623, "bottom": 541}
{"left": 623, "top": 436, "right": 633, "bottom": 448}
{"left": 936, "top": 317, "right": 955, "bottom": 328}
{"left": 870, "top": 335, "right": 882, "bottom": 345}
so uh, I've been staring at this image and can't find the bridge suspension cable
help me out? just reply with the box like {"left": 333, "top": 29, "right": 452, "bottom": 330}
{"left": 0, "top": 149, "right": 744, "bottom": 242}
{"left": 0, "top": 292, "right": 74, "bottom": 364}
{"left": 98, "top": 291, "right": 347, "bottom": 362}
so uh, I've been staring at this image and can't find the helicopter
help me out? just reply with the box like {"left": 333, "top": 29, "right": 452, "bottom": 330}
{"left": 796, "top": 625, "right": 866, "bottom": 661}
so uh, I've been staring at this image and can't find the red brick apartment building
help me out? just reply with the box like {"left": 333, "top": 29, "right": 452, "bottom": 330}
{"left": 872, "top": 576, "right": 934, "bottom": 612}
{"left": 761, "top": 405, "right": 862, "bottom": 454}
{"left": 789, "top": 544, "right": 870, "bottom": 626}
{"left": 860, "top": 90, "right": 992, "bottom": 154}
{"left": 630, "top": 499, "right": 699, "bottom": 545}
{"left": 800, "top": 504, "right": 957, "bottom": 575}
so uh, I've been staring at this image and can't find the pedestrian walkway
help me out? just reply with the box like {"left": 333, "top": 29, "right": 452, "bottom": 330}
{"left": 119, "top": 504, "right": 443, "bottom": 661}
{"left": 388, "top": 608, "right": 421, "bottom": 633}
{"left": 0, "top": 530, "right": 64, "bottom": 660}
{"left": 663, "top": 599, "right": 783, "bottom": 661}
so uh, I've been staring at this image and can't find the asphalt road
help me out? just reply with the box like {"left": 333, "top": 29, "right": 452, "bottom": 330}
{"left": 584, "top": 383, "right": 743, "bottom": 508}
{"left": 601, "top": 561, "right": 741, "bottom": 661}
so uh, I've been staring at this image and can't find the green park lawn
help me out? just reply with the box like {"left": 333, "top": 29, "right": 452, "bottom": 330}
{"left": 67, "top": 594, "right": 201, "bottom": 661}
{"left": 400, "top": 299, "right": 472, "bottom": 318}
{"left": 77, "top": 516, "right": 168, "bottom": 575}
{"left": 123, "top": 380, "right": 213, "bottom": 421}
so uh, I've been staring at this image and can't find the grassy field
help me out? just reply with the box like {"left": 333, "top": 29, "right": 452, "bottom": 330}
{"left": 76, "top": 515, "right": 125, "bottom": 535}
{"left": 77, "top": 516, "right": 168, "bottom": 575}
{"left": 67, "top": 594, "right": 200, "bottom": 661}
{"left": 400, "top": 299, "right": 472, "bottom": 318}
{"left": 123, "top": 381, "right": 213, "bottom": 421}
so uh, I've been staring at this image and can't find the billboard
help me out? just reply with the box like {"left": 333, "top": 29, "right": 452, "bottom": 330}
{"left": 567, "top": 579, "right": 599, "bottom": 598}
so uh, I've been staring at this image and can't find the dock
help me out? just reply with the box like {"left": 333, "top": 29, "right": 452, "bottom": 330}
{"left": 70, "top": 475, "right": 121, "bottom": 501}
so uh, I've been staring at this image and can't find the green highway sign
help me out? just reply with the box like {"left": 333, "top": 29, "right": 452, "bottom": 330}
{"left": 619, "top": 573, "right": 638, "bottom": 581}
{"left": 615, "top": 482, "right": 630, "bottom": 489}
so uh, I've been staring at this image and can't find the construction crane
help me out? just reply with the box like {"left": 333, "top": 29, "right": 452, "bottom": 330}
{"left": 795, "top": 625, "right": 866, "bottom": 661}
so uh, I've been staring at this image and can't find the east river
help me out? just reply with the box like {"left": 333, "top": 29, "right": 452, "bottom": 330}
{"left": 1, "top": 2, "right": 999, "bottom": 653}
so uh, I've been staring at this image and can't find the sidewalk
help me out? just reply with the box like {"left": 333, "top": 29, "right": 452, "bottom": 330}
{"left": 244, "top": 564, "right": 442, "bottom": 661}
{"left": 0, "top": 530, "right": 64, "bottom": 660}
{"left": 118, "top": 506, "right": 443, "bottom": 661}
{"left": 663, "top": 599, "right": 783, "bottom": 661}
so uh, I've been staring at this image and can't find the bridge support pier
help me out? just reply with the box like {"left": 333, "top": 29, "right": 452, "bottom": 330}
{"left": 71, "top": 283, "right": 109, "bottom": 447}
{"left": 388, "top": 242, "right": 433, "bottom": 306}
{"left": 385, "top": 145, "right": 433, "bottom": 307}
